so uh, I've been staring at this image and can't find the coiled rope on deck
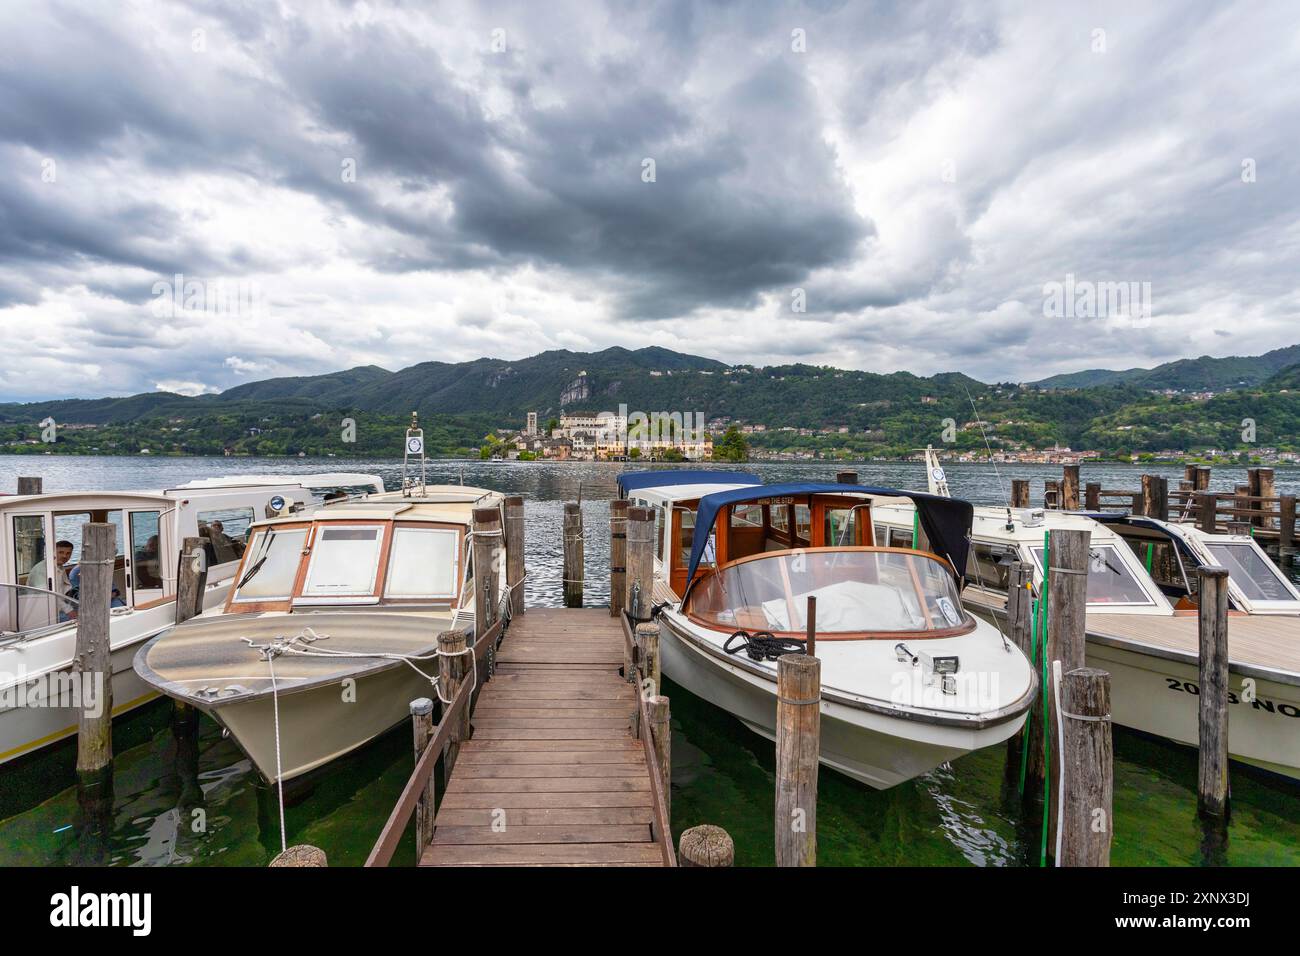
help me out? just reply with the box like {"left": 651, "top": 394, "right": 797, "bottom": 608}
{"left": 723, "top": 629, "right": 806, "bottom": 662}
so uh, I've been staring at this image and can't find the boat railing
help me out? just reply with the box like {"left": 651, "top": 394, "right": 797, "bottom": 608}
{"left": 0, "top": 584, "right": 79, "bottom": 644}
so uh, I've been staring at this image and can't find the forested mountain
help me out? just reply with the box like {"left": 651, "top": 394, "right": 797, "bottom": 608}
{"left": 1032, "top": 344, "right": 1300, "bottom": 391}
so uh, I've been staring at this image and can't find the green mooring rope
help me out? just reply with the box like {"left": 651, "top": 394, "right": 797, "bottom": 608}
{"left": 1015, "top": 530, "right": 1053, "bottom": 868}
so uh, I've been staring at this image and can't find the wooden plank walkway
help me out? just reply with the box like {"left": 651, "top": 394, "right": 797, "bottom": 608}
{"left": 420, "top": 608, "right": 665, "bottom": 866}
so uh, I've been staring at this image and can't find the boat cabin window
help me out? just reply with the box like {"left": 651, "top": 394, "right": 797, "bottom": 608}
{"left": 887, "top": 527, "right": 914, "bottom": 549}
{"left": 198, "top": 507, "right": 253, "bottom": 567}
{"left": 1204, "top": 543, "right": 1298, "bottom": 603}
{"left": 684, "top": 549, "right": 968, "bottom": 637}
{"left": 386, "top": 526, "right": 460, "bottom": 599}
{"left": 232, "top": 527, "right": 309, "bottom": 602}
{"left": 793, "top": 504, "right": 811, "bottom": 544}
{"left": 966, "top": 541, "right": 1014, "bottom": 592}
{"left": 302, "top": 526, "right": 384, "bottom": 597}
{"left": 772, "top": 504, "right": 791, "bottom": 536}
{"left": 1029, "top": 544, "right": 1154, "bottom": 606}
{"left": 130, "top": 511, "right": 164, "bottom": 591}
{"left": 823, "top": 507, "right": 860, "bottom": 547}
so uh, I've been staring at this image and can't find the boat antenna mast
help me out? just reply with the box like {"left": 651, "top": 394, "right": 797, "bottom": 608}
{"left": 922, "top": 444, "right": 951, "bottom": 497}
{"left": 962, "top": 385, "right": 1013, "bottom": 528}
{"left": 403, "top": 411, "right": 427, "bottom": 497}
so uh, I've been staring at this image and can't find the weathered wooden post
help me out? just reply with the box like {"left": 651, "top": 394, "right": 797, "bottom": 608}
{"left": 1044, "top": 478, "right": 1060, "bottom": 509}
{"left": 1197, "top": 492, "right": 1218, "bottom": 533}
{"left": 1004, "top": 563, "right": 1040, "bottom": 777}
{"left": 1226, "top": 521, "right": 1250, "bottom": 536}
{"left": 1197, "top": 567, "right": 1230, "bottom": 821}
{"left": 1184, "top": 464, "right": 1199, "bottom": 486}
{"left": 679, "top": 824, "right": 735, "bottom": 867}
{"left": 1084, "top": 482, "right": 1101, "bottom": 511}
{"left": 75, "top": 523, "right": 115, "bottom": 778}
{"left": 437, "top": 629, "right": 470, "bottom": 772}
{"left": 410, "top": 697, "right": 436, "bottom": 852}
{"left": 636, "top": 622, "right": 661, "bottom": 696}
{"left": 562, "top": 502, "right": 584, "bottom": 608}
{"left": 1279, "top": 495, "right": 1296, "bottom": 559}
{"left": 647, "top": 694, "right": 671, "bottom": 824}
{"left": 172, "top": 535, "right": 208, "bottom": 736}
{"left": 775, "top": 653, "right": 820, "bottom": 867}
{"left": 1195, "top": 466, "right": 1212, "bottom": 491}
{"left": 1061, "top": 465, "right": 1081, "bottom": 510}
{"left": 1256, "top": 468, "right": 1276, "bottom": 530}
{"left": 503, "top": 496, "right": 526, "bottom": 617}
{"left": 1059, "top": 667, "right": 1113, "bottom": 867}
{"left": 1011, "top": 479, "right": 1030, "bottom": 509}
{"left": 269, "top": 845, "right": 328, "bottom": 867}
{"left": 1140, "top": 474, "right": 1168, "bottom": 521}
{"left": 472, "top": 506, "right": 502, "bottom": 640}
{"left": 609, "top": 499, "right": 628, "bottom": 618}
{"left": 1045, "top": 528, "right": 1090, "bottom": 855}
{"left": 17, "top": 476, "right": 42, "bottom": 495}
{"left": 836, "top": 470, "right": 858, "bottom": 484}
{"left": 625, "top": 506, "right": 655, "bottom": 621}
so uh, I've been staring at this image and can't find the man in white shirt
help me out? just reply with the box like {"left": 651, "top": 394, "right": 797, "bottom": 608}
{"left": 27, "top": 539, "right": 75, "bottom": 619}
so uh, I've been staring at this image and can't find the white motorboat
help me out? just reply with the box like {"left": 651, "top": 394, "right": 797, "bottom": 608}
{"left": 134, "top": 485, "right": 508, "bottom": 783}
{"left": 618, "top": 471, "right": 1036, "bottom": 789}
{"left": 0, "top": 473, "right": 383, "bottom": 767}
{"left": 872, "top": 458, "right": 1300, "bottom": 781}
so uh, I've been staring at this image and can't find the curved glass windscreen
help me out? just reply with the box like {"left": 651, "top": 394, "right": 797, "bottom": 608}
{"left": 684, "top": 548, "right": 968, "bottom": 635}
{"left": 1030, "top": 544, "right": 1154, "bottom": 606}
{"left": 1205, "top": 543, "right": 1299, "bottom": 603}
{"left": 232, "top": 528, "right": 307, "bottom": 602}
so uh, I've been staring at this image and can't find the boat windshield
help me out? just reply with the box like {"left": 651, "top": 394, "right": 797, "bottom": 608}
{"left": 1029, "top": 544, "right": 1154, "bottom": 606}
{"left": 232, "top": 528, "right": 308, "bottom": 602}
{"left": 684, "top": 548, "right": 968, "bottom": 636}
{"left": 1204, "top": 543, "right": 1299, "bottom": 603}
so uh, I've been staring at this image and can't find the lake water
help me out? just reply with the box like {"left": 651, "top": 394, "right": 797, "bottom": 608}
{"left": 1, "top": 455, "right": 1297, "bottom": 866}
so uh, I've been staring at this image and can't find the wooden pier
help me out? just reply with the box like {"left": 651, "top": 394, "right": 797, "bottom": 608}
{"left": 420, "top": 608, "right": 667, "bottom": 866}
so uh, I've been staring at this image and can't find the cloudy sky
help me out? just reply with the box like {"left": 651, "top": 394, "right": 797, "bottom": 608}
{"left": 1, "top": 0, "right": 1298, "bottom": 401}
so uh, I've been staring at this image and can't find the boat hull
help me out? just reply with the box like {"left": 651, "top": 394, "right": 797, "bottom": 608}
{"left": 658, "top": 615, "right": 1027, "bottom": 789}
{"left": 202, "top": 660, "right": 435, "bottom": 782}
{"left": 966, "top": 602, "right": 1300, "bottom": 781}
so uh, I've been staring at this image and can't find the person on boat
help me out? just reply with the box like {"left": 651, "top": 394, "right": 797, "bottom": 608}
{"left": 65, "top": 565, "right": 127, "bottom": 618}
{"left": 207, "top": 520, "right": 244, "bottom": 562}
{"left": 28, "top": 539, "right": 75, "bottom": 619}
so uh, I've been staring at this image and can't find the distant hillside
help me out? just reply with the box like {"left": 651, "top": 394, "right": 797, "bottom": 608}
{"left": 1032, "top": 344, "right": 1300, "bottom": 391}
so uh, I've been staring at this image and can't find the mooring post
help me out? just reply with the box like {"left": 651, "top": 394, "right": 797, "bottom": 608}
{"left": 648, "top": 694, "right": 671, "bottom": 825}
{"left": 1226, "top": 521, "right": 1249, "bottom": 536}
{"left": 437, "top": 629, "right": 470, "bottom": 773}
{"left": 1279, "top": 495, "right": 1296, "bottom": 559}
{"left": 1044, "top": 479, "right": 1060, "bottom": 509}
{"left": 1197, "top": 567, "right": 1231, "bottom": 821}
{"left": 269, "top": 845, "right": 328, "bottom": 867}
{"left": 472, "top": 506, "right": 502, "bottom": 641}
{"left": 1045, "top": 527, "right": 1090, "bottom": 856}
{"left": 1140, "top": 474, "right": 1168, "bottom": 520}
{"left": 1011, "top": 479, "right": 1030, "bottom": 509}
{"left": 1059, "top": 667, "right": 1113, "bottom": 867}
{"left": 172, "top": 535, "right": 207, "bottom": 736}
{"left": 1184, "top": 464, "right": 1198, "bottom": 486}
{"left": 410, "top": 697, "right": 436, "bottom": 852}
{"left": 678, "top": 824, "right": 735, "bottom": 867}
{"left": 562, "top": 502, "right": 584, "bottom": 608}
{"left": 836, "top": 470, "right": 858, "bottom": 484}
{"left": 775, "top": 653, "right": 820, "bottom": 867}
{"left": 1061, "top": 465, "right": 1080, "bottom": 511}
{"left": 636, "top": 621, "right": 661, "bottom": 696}
{"left": 503, "top": 496, "right": 526, "bottom": 618}
{"left": 1195, "top": 466, "right": 1211, "bottom": 491}
{"left": 1085, "top": 482, "right": 1100, "bottom": 511}
{"left": 1197, "top": 492, "right": 1218, "bottom": 533}
{"left": 17, "top": 476, "right": 42, "bottom": 495}
{"left": 625, "top": 506, "right": 655, "bottom": 621}
{"left": 1004, "top": 562, "right": 1036, "bottom": 772}
{"left": 75, "top": 522, "right": 115, "bottom": 778}
{"left": 609, "top": 499, "right": 628, "bottom": 619}
{"left": 1256, "top": 468, "right": 1276, "bottom": 530}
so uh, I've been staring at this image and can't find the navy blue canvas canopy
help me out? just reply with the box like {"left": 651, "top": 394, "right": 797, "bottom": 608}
{"left": 684, "top": 482, "right": 974, "bottom": 584}
{"left": 617, "top": 470, "right": 762, "bottom": 497}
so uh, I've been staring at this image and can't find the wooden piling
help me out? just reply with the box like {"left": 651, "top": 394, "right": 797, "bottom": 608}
{"left": 410, "top": 697, "right": 436, "bottom": 851}
{"left": 1061, "top": 465, "right": 1081, "bottom": 510}
{"left": 1085, "top": 482, "right": 1100, "bottom": 511}
{"left": 609, "top": 499, "right": 628, "bottom": 619}
{"left": 1045, "top": 528, "right": 1090, "bottom": 855}
{"left": 1226, "top": 521, "right": 1250, "bottom": 536}
{"left": 1059, "top": 667, "right": 1113, "bottom": 867}
{"left": 1004, "top": 563, "right": 1041, "bottom": 780}
{"left": 836, "top": 470, "right": 858, "bottom": 484}
{"left": 775, "top": 653, "right": 820, "bottom": 867}
{"left": 636, "top": 621, "right": 661, "bottom": 696}
{"left": 678, "top": 825, "right": 735, "bottom": 867}
{"left": 1044, "top": 479, "right": 1060, "bottom": 509}
{"left": 75, "top": 523, "right": 115, "bottom": 776}
{"left": 1256, "top": 468, "right": 1276, "bottom": 530}
{"left": 561, "top": 502, "right": 583, "bottom": 608}
{"left": 1140, "top": 474, "right": 1168, "bottom": 520}
{"left": 172, "top": 535, "right": 207, "bottom": 736}
{"left": 437, "top": 629, "right": 470, "bottom": 773}
{"left": 1197, "top": 567, "right": 1231, "bottom": 821}
{"left": 1195, "top": 466, "right": 1211, "bottom": 491}
{"left": 472, "top": 507, "right": 502, "bottom": 637}
{"left": 503, "top": 496, "right": 526, "bottom": 618}
{"left": 1197, "top": 492, "right": 1218, "bottom": 533}
{"left": 1279, "top": 495, "right": 1296, "bottom": 557}
{"left": 269, "top": 845, "right": 328, "bottom": 867}
{"left": 625, "top": 506, "right": 655, "bottom": 620}
{"left": 17, "top": 476, "right": 42, "bottom": 495}
{"left": 1011, "top": 479, "right": 1030, "bottom": 509}
{"left": 647, "top": 695, "right": 671, "bottom": 824}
